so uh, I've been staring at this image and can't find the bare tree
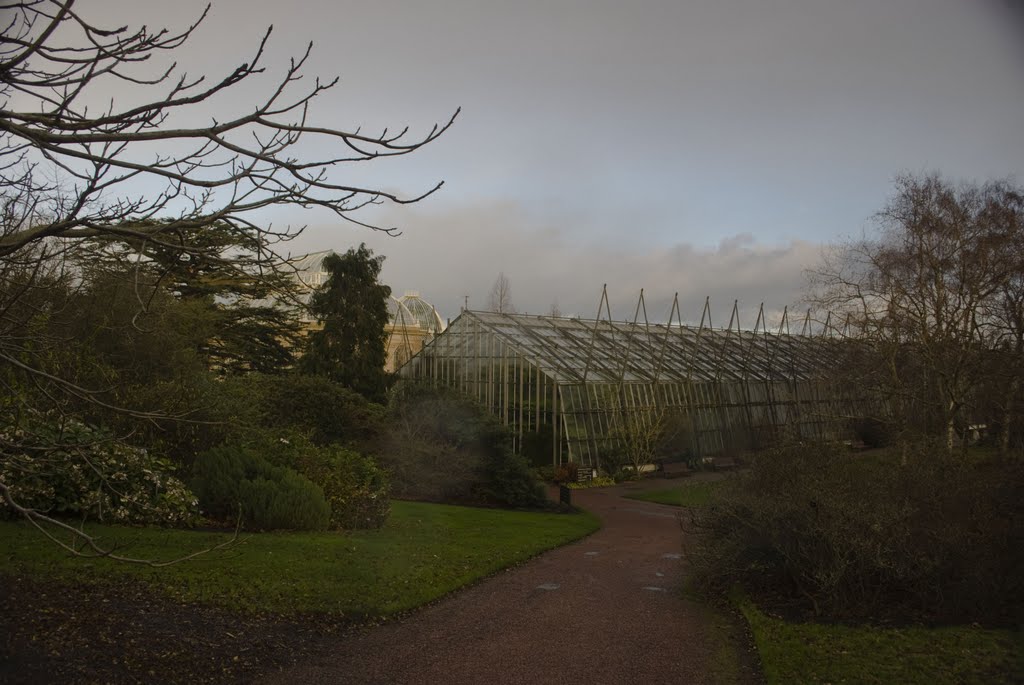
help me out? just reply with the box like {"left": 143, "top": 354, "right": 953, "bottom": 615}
{"left": 486, "top": 272, "right": 516, "bottom": 314}
{"left": 547, "top": 300, "right": 562, "bottom": 318}
{"left": 806, "top": 174, "right": 1024, "bottom": 453}
{"left": 0, "top": 2, "right": 457, "bottom": 258}
{"left": 609, "top": 404, "right": 667, "bottom": 476}
{"left": 0, "top": 1, "right": 457, "bottom": 556}
{"left": 983, "top": 187, "right": 1024, "bottom": 453}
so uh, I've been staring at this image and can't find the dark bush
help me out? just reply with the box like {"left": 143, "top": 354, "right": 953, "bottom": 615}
{"left": 533, "top": 465, "right": 557, "bottom": 483}
{"left": 851, "top": 416, "right": 892, "bottom": 448}
{"left": 472, "top": 421, "right": 547, "bottom": 507}
{"left": 689, "top": 440, "right": 1024, "bottom": 625}
{"left": 612, "top": 467, "right": 637, "bottom": 483}
{"left": 221, "top": 373, "right": 386, "bottom": 450}
{"left": 381, "top": 438, "right": 479, "bottom": 503}
{"left": 270, "top": 436, "right": 390, "bottom": 529}
{"left": 235, "top": 471, "right": 332, "bottom": 531}
{"left": 553, "top": 461, "right": 579, "bottom": 484}
{"left": 382, "top": 385, "right": 546, "bottom": 508}
{"left": 521, "top": 424, "right": 554, "bottom": 468}
{"left": 191, "top": 445, "right": 330, "bottom": 531}
{"left": 318, "top": 446, "right": 390, "bottom": 529}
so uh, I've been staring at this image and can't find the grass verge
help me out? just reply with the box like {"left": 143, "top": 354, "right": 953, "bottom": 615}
{"left": 737, "top": 597, "right": 1023, "bottom": 685}
{"left": 0, "top": 500, "right": 599, "bottom": 619}
{"left": 624, "top": 480, "right": 722, "bottom": 507}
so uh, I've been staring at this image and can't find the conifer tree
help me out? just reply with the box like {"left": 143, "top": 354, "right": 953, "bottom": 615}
{"left": 302, "top": 245, "right": 392, "bottom": 402}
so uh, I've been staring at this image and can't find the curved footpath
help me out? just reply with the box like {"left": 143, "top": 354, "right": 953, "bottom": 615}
{"left": 259, "top": 480, "right": 762, "bottom": 685}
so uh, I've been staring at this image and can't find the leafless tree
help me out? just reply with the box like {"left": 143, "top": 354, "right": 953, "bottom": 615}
{"left": 0, "top": 1, "right": 457, "bottom": 258}
{"left": 486, "top": 272, "right": 515, "bottom": 313}
{"left": 609, "top": 403, "right": 666, "bottom": 476}
{"left": 982, "top": 187, "right": 1024, "bottom": 453}
{"left": 547, "top": 301, "right": 562, "bottom": 318}
{"left": 806, "top": 174, "right": 1024, "bottom": 453}
{"left": 0, "top": 0, "right": 457, "bottom": 557}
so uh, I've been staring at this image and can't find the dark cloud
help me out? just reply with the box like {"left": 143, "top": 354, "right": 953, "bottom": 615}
{"left": 79, "top": 0, "right": 1024, "bottom": 326}
{"left": 294, "top": 202, "right": 823, "bottom": 326}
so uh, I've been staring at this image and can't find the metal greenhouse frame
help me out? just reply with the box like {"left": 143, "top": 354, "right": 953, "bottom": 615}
{"left": 398, "top": 288, "right": 877, "bottom": 470}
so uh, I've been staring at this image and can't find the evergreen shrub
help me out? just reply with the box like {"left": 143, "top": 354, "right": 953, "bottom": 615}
{"left": 244, "top": 373, "right": 386, "bottom": 449}
{"left": 191, "top": 445, "right": 330, "bottom": 531}
{"left": 234, "top": 472, "right": 331, "bottom": 531}
{"left": 270, "top": 437, "right": 390, "bottom": 529}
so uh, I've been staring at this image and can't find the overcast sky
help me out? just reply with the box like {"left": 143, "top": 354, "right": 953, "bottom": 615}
{"left": 91, "top": 0, "right": 1024, "bottom": 324}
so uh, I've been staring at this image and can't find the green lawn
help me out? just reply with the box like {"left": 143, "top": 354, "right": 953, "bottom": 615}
{"left": 0, "top": 501, "right": 599, "bottom": 619}
{"left": 624, "top": 480, "right": 722, "bottom": 507}
{"left": 739, "top": 599, "right": 1023, "bottom": 685}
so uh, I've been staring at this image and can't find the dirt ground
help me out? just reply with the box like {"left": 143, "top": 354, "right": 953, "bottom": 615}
{"left": 0, "top": 574, "right": 346, "bottom": 684}
{"left": 1, "top": 477, "right": 762, "bottom": 684}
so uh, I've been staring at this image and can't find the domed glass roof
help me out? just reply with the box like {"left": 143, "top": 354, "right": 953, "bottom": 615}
{"left": 399, "top": 291, "right": 444, "bottom": 334}
{"left": 389, "top": 296, "right": 416, "bottom": 326}
{"left": 289, "top": 250, "right": 332, "bottom": 290}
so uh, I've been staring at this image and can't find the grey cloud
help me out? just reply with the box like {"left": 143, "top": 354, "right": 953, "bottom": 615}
{"left": 295, "top": 202, "right": 823, "bottom": 328}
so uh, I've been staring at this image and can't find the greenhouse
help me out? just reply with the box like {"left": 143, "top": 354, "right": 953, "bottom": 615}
{"left": 398, "top": 294, "right": 878, "bottom": 470}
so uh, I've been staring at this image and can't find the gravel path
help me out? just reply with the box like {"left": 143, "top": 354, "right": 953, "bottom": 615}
{"left": 259, "top": 480, "right": 762, "bottom": 685}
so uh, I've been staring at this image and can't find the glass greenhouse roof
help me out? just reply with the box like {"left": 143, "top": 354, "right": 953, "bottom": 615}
{"left": 411, "top": 310, "right": 838, "bottom": 385}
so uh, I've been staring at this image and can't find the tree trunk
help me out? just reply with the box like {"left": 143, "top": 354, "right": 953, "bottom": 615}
{"left": 946, "top": 396, "right": 958, "bottom": 455}
{"left": 1002, "top": 378, "right": 1018, "bottom": 456}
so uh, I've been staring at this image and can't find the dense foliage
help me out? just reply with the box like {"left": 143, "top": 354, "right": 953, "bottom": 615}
{"left": 83, "top": 221, "right": 304, "bottom": 375}
{"left": 382, "top": 385, "right": 546, "bottom": 508}
{"left": 191, "top": 444, "right": 331, "bottom": 532}
{"left": 0, "top": 416, "right": 197, "bottom": 526}
{"left": 690, "top": 442, "right": 1024, "bottom": 625}
{"left": 264, "top": 435, "right": 390, "bottom": 529}
{"left": 302, "top": 245, "right": 392, "bottom": 402}
{"left": 1, "top": 262, "right": 238, "bottom": 467}
{"left": 238, "top": 373, "right": 386, "bottom": 450}
{"left": 0, "top": 0, "right": 453, "bottom": 552}
{"left": 2, "top": 245, "right": 399, "bottom": 534}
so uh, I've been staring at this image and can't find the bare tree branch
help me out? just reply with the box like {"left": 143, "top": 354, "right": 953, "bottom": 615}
{"left": 0, "top": 1, "right": 458, "bottom": 551}
{"left": 0, "top": 0, "right": 459, "bottom": 258}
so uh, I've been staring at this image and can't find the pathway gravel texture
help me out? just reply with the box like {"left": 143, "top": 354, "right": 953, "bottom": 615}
{"left": 259, "top": 479, "right": 761, "bottom": 685}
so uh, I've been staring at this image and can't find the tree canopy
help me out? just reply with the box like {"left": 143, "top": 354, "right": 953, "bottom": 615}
{"left": 1, "top": 0, "right": 455, "bottom": 410}
{"left": 807, "top": 173, "right": 1024, "bottom": 452}
{"left": 82, "top": 221, "right": 304, "bottom": 374}
{"left": 302, "top": 245, "right": 392, "bottom": 402}
{"left": 0, "top": 0, "right": 455, "bottom": 551}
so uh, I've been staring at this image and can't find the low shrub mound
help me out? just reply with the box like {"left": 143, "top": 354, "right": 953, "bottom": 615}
{"left": 271, "top": 437, "right": 390, "bottom": 529}
{"left": 690, "top": 441, "right": 1024, "bottom": 625}
{"left": 191, "top": 445, "right": 330, "bottom": 531}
